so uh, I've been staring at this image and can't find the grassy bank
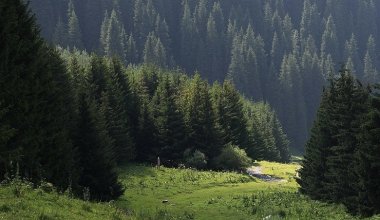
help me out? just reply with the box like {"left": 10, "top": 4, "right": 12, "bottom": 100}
{"left": 1, "top": 162, "right": 379, "bottom": 219}
{"left": 116, "top": 162, "right": 377, "bottom": 220}
{"left": 0, "top": 180, "right": 129, "bottom": 220}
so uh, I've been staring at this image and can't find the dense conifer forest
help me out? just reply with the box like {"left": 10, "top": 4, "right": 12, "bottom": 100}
{"left": 2, "top": 0, "right": 380, "bottom": 218}
{"left": 29, "top": 0, "right": 380, "bottom": 152}
{"left": 0, "top": 0, "right": 289, "bottom": 202}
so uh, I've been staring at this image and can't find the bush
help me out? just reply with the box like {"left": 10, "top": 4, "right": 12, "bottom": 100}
{"left": 213, "top": 144, "right": 252, "bottom": 170}
{"left": 183, "top": 149, "right": 207, "bottom": 169}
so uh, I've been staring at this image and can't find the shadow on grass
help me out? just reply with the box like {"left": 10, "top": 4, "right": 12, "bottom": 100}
{"left": 118, "top": 163, "right": 156, "bottom": 178}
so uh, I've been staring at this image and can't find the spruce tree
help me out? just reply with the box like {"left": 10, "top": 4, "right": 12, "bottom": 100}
{"left": 211, "top": 81, "right": 249, "bottom": 149}
{"left": 103, "top": 58, "right": 135, "bottom": 163}
{"left": 321, "top": 15, "right": 338, "bottom": 60}
{"left": 67, "top": 0, "right": 83, "bottom": 49}
{"left": 74, "top": 94, "right": 124, "bottom": 201}
{"left": 324, "top": 69, "right": 368, "bottom": 211}
{"left": 103, "top": 10, "right": 127, "bottom": 63}
{"left": 180, "top": 74, "right": 221, "bottom": 163}
{"left": 143, "top": 32, "right": 167, "bottom": 67}
{"left": 297, "top": 86, "right": 336, "bottom": 200}
{"left": 0, "top": 0, "right": 76, "bottom": 189}
{"left": 356, "top": 84, "right": 380, "bottom": 216}
{"left": 272, "top": 113, "right": 290, "bottom": 163}
{"left": 125, "top": 34, "right": 138, "bottom": 64}
{"left": 52, "top": 17, "right": 67, "bottom": 46}
{"left": 152, "top": 75, "right": 187, "bottom": 164}
{"left": 244, "top": 102, "right": 282, "bottom": 162}
{"left": 0, "top": 103, "right": 16, "bottom": 179}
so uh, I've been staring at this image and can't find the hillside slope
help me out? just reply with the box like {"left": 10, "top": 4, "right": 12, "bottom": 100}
{"left": 29, "top": 0, "right": 380, "bottom": 151}
{"left": 1, "top": 162, "right": 379, "bottom": 219}
{"left": 0, "top": 181, "right": 129, "bottom": 220}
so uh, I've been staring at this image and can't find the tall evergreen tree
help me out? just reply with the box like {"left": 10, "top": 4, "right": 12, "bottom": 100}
{"left": 52, "top": 16, "right": 67, "bottom": 46}
{"left": 325, "top": 69, "right": 368, "bottom": 212}
{"left": 103, "top": 58, "right": 135, "bottom": 162}
{"left": 100, "top": 9, "right": 127, "bottom": 63}
{"left": 74, "top": 94, "right": 124, "bottom": 201}
{"left": 180, "top": 74, "right": 221, "bottom": 162}
{"left": 211, "top": 81, "right": 249, "bottom": 149}
{"left": 297, "top": 85, "right": 336, "bottom": 200}
{"left": 143, "top": 32, "right": 167, "bottom": 67}
{"left": 0, "top": 0, "right": 76, "bottom": 189}
{"left": 67, "top": 0, "right": 83, "bottom": 49}
{"left": 151, "top": 75, "right": 187, "bottom": 164}
{"left": 125, "top": 34, "right": 138, "bottom": 64}
{"left": 356, "top": 84, "right": 380, "bottom": 216}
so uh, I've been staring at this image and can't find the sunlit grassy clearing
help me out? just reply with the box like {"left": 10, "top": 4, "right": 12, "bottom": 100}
{"left": 116, "top": 162, "right": 378, "bottom": 220}
{"left": 1, "top": 162, "right": 379, "bottom": 220}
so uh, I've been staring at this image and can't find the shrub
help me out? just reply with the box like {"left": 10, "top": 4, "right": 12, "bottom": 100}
{"left": 183, "top": 149, "right": 207, "bottom": 169}
{"left": 213, "top": 144, "right": 252, "bottom": 170}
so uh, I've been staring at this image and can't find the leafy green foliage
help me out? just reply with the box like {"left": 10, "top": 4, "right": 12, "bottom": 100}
{"left": 183, "top": 149, "right": 207, "bottom": 169}
{"left": 213, "top": 144, "right": 252, "bottom": 170}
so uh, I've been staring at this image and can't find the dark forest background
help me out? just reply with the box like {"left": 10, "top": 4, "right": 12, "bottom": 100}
{"left": 29, "top": 0, "right": 380, "bottom": 152}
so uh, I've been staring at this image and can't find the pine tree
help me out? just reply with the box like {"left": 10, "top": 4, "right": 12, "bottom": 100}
{"left": 74, "top": 94, "right": 124, "bottom": 201}
{"left": 152, "top": 75, "right": 187, "bottom": 164}
{"left": 272, "top": 112, "right": 290, "bottom": 163}
{"left": 321, "top": 15, "right": 338, "bottom": 60}
{"left": 155, "top": 14, "right": 171, "bottom": 61}
{"left": 88, "top": 55, "right": 109, "bottom": 102}
{"left": 0, "top": 0, "right": 76, "bottom": 189}
{"left": 344, "top": 34, "right": 361, "bottom": 76}
{"left": 364, "top": 51, "right": 378, "bottom": 83}
{"left": 101, "top": 10, "right": 127, "bottom": 63}
{"left": 356, "top": 84, "right": 380, "bottom": 216}
{"left": 125, "top": 34, "right": 138, "bottom": 64}
{"left": 67, "top": 0, "right": 83, "bottom": 49}
{"left": 132, "top": 66, "right": 159, "bottom": 162}
{"left": 52, "top": 17, "right": 67, "bottom": 46}
{"left": 143, "top": 32, "right": 167, "bottom": 67}
{"left": 180, "top": 74, "right": 221, "bottom": 163}
{"left": 100, "top": 10, "right": 110, "bottom": 54}
{"left": 0, "top": 103, "right": 16, "bottom": 179}
{"left": 242, "top": 99, "right": 290, "bottom": 163}
{"left": 364, "top": 36, "right": 379, "bottom": 83}
{"left": 211, "top": 81, "right": 249, "bottom": 149}
{"left": 135, "top": 97, "right": 158, "bottom": 162}
{"left": 324, "top": 69, "right": 369, "bottom": 211}
{"left": 103, "top": 58, "right": 135, "bottom": 162}
{"left": 297, "top": 86, "right": 337, "bottom": 200}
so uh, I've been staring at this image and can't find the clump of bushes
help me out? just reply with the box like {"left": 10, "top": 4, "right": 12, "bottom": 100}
{"left": 183, "top": 149, "right": 207, "bottom": 169}
{"left": 213, "top": 144, "right": 252, "bottom": 170}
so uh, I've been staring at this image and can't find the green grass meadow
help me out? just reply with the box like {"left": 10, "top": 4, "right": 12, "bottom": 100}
{"left": 1, "top": 161, "right": 379, "bottom": 219}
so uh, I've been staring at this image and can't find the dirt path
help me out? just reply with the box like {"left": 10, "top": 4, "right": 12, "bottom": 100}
{"left": 246, "top": 166, "right": 286, "bottom": 182}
